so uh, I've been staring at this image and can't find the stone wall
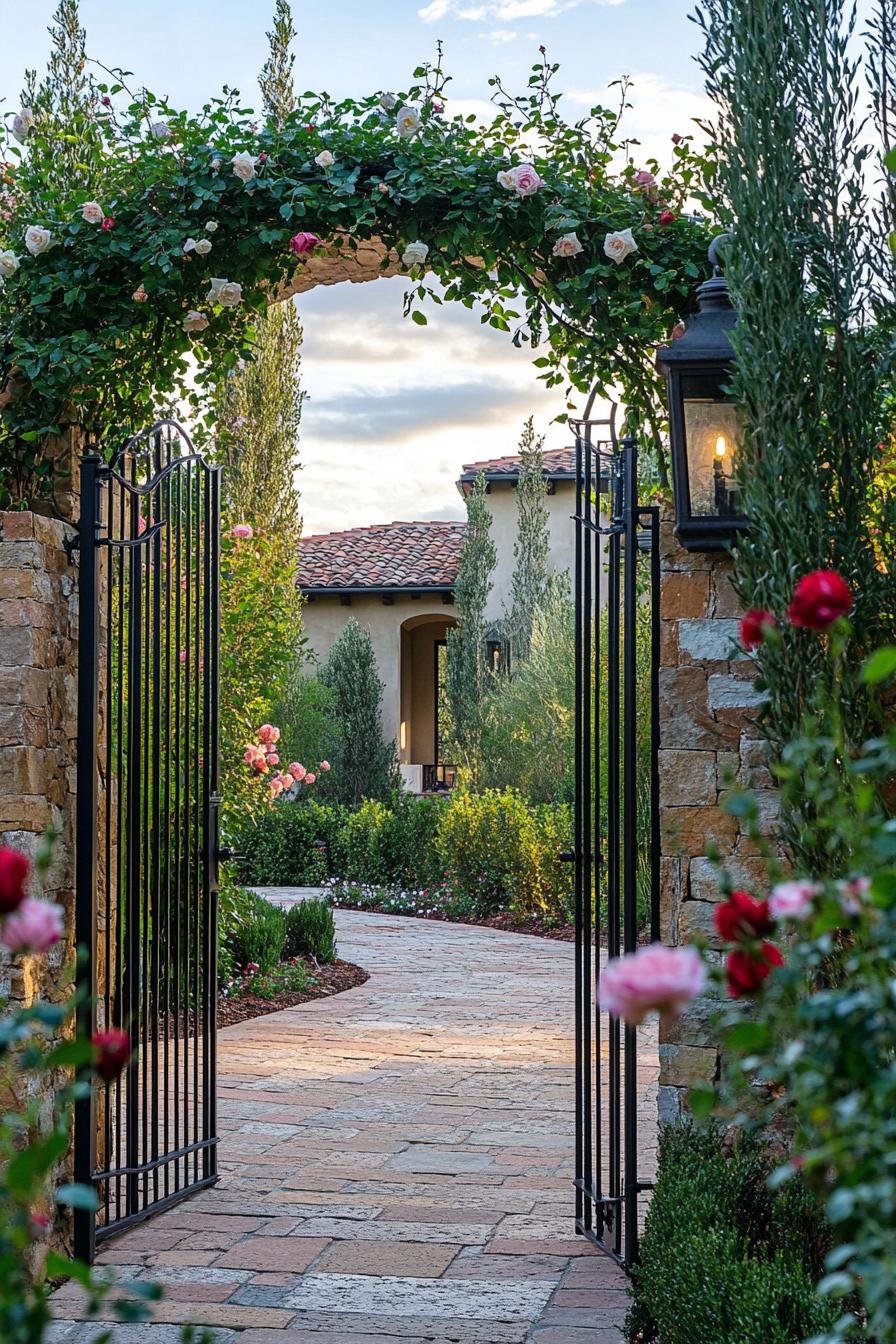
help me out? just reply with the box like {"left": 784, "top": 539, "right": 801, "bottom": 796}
{"left": 655, "top": 514, "right": 775, "bottom": 1122}
{"left": 0, "top": 511, "right": 79, "bottom": 1241}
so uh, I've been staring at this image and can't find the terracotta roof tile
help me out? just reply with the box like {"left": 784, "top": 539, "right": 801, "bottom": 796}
{"left": 298, "top": 520, "right": 465, "bottom": 591}
{"left": 459, "top": 446, "right": 576, "bottom": 480}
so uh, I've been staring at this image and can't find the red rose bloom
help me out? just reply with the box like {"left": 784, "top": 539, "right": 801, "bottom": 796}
{"left": 740, "top": 608, "right": 776, "bottom": 650}
{"left": 0, "top": 846, "right": 29, "bottom": 914}
{"left": 726, "top": 943, "right": 783, "bottom": 998}
{"left": 658, "top": 209, "right": 677, "bottom": 225}
{"left": 788, "top": 570, "right": 852, "bottom": 630}
{"left": 714, "top": 889, "right": 774, "bottom": 943}
{"left": 92, "top": 1028, "right": 131, "bottom": 1083}
{"left": 101, "top": 216, "right": 115, "bottom": 231}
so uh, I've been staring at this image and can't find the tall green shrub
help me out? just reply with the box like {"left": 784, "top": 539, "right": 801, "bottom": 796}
{"left": 480, "top": 578, "right": 575, "bottom": 803}
{"left": 320, "top": 620, "right": 400, "bottom": 805}
{"left": 444, "top": 473, "right": 497, "bottom": 784}
{"left": 284, "top": 899, "right": 336, "bottom": 964}
{"left": 695, "top": 0, "right": 896, "bottom": 866}
{"left": 227, "top": 893, "right": 286, "bottom": 973}
{"left": 506, "top": 418, "right": 550, "bottom": 667}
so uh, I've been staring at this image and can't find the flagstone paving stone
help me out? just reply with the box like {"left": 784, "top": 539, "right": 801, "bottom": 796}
{"left": 52, "top": 905, "right": 658, "bottom": 1341}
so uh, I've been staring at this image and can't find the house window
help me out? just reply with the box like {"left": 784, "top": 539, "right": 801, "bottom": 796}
{"left": 486, "top": 639, "right": 509, "bottom": 674}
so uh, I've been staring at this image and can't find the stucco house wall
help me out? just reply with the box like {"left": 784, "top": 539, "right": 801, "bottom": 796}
{"left": 301, "top": 593, "right": 455, "bottom": 764}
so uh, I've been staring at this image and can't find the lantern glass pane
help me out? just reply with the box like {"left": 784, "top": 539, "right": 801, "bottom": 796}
{"left": 681, "top": 377, "right": 742, "bottom": 517}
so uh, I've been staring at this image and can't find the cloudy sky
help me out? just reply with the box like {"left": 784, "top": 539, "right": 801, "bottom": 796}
{"left": 2, "top": 0, "right": 710, "bottom": 534}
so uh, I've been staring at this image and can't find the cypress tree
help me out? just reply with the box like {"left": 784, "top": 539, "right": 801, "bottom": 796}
{"left": 320, "top": 619, "right": 400, "bottom": 805}
{"left": 444, "top": 472, "right": 497, "bottom": 782}
{"left": 506, "top": 417, "right": 550, "bottom": 667}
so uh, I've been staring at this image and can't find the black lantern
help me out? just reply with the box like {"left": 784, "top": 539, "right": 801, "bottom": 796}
{"left": 656, "top": 236, "right": 747, "bottom": 552}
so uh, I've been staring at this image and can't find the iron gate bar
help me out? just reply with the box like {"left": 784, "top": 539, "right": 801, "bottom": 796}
{"left": 74, "top": 422, "right": 221, "bottom": 1262}
{"left": 570, "top": 428, "right": 660, "bottom": 1271}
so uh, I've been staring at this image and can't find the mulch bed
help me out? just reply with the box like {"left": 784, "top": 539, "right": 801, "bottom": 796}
{"left": 217, "top": 958, "right": 369, "bottom": 1028}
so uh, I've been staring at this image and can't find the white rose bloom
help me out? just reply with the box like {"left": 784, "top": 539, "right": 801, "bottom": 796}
{"left": 552, "top": 231, "right": 584, "bottom": 259}
{"left": 194, "top": 237, "right": 212, "bottom": 255}
{"left": 149, "top": 121, "right": 172, "bottom": 141}
{"left": 231, "top": 151, "right": 258, "bottom": 183}
{"left": 205, "top": 220, "right": 219, "bottom": 233}
{"left": 603, "top": 228, "right": 638, "bottom": 264}
{"left": 207, "top": 277, "right": 243, "bottom": 307}
{"left": 314, "top": 149, "right": 335, "bottom": 169}
{"left": 81, "top": 201, "right": 104, "bottom": 225}
{"left": 0, "top": 250, "right": 20, "bottom": 278}
{"left": 210, "top": 157, "right": 223, "bottom": 172}
{"left": 379, "top": 92, "right": 398, "bottom": 111}
{"left": 182, "top": 310, "right": 209, "bottom": 334}
{"left": 402, "top": 240, "right": 429, "bottom": 267}
{"left": 396, "top": 106, "right": 421, "bottom": 138}
{"left": 12, "top": 108, "right": 35, "bottom": 144}
{"left": 24, "top": 225, "right": 54, "bottom": 257}
{"left": 496, "top": 170, "right": 515, "bottom": 191}
{"left": 183, "top": 237, "right": 198, "bottom": 253}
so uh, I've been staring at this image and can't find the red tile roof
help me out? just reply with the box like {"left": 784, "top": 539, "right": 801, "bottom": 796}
{"left": 298, "top": 520, "right": 466, "bottom": 592}
{"left": 459, "top": 446, "right": 577, "bottom": 481}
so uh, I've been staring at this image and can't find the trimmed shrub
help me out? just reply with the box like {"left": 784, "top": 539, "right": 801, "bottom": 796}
{"left": 625, "top": 1124, "right": 838, "bottom": 1344}
{"left": 436, "top": 787, "right": 572, "bottom": 919}
{"left": 377, "top": 793, "right": 445, "bottom": 889}
{"left": 226, "top": 892, "right": 286, "bottom": 973}
{"left": 237, "top": 800, "right": 346, "bottom": 886}
{"left": 284, "top": 899, "right": 337, "bottom": 964}
{"left": 341, "top": 799, "right": 391, "bottom": 884}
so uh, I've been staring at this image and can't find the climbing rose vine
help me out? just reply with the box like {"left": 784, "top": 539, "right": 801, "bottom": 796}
{"left": 0, "top": 54, "right": 711, "bottom": 503}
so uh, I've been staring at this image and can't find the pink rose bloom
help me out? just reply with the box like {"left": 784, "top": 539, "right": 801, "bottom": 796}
{"left": 634, "top": 169, "right": 657, "bottom": 187}
{"left": 598, "top": 944, "right": 705, "bottom": 1026}
{"left": 289, "top": 762, "right": 306, "bottom": 780}
{"left": 769, "top": 880, "right": 821, "bottom": 921}
{"left": 2, "top": 898, "right": 65, "bottom": 955}
{"left": 838, "top": 876, "right": 871, "bottom": 916}
{"left": 277, "top": 772, "right": 293, "bottom": 790}
{"left": 497, "top": 163, "right": 543, "bottom": 197}
{"left": 319, "top": 760, "right": 331, "bottom": 771}
{"left": 230, "top": 523, "right": 253, "bottom": 539}
{"left": 257, "top": 724, "right": 279, "bottom": 744}
{"left": 269, "top": 778, "right": 284, "bottom": 797}
{"left": 179, "top": 650, "right": 187, "bottom": 665}
{"left": 243, "top": 747, "right": 260, "bottom": 766}
{"left": 289, "top": 231, "right": 320, "bottom": 256}
{"left": 304, "top": 772, "right": 317, "bottom": 785}
{"left": 267, "top": 752, "right": 280, "bottom": 766}
{"left": 81, "top": 201, "right": 104, "bottom": 224}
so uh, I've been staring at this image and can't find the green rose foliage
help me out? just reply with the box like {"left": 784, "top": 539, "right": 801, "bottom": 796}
{"left": 1, "top": 55, "right": 712, "bottom": 503}
{"left": 709, "top": 636, "right": 896, "bottom": 1343}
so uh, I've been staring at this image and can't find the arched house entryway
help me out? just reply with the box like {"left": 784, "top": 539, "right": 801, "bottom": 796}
{"left": 297, "top": 519, "right": 462, "bottom": 792}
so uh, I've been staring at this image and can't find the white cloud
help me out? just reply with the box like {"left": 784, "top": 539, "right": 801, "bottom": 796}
{"left": 420, "top": 0, "right": 624, "bottom": 23}
{"left": 483, "top": 28, "right": 519, "bottom": 43}
{"left": 418, "top": 0, "right": 452, "bottom": 20}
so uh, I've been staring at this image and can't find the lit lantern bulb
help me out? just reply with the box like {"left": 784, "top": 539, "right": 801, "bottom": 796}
{"left": 715, "top": 435, "right": 727, "bottom": 459}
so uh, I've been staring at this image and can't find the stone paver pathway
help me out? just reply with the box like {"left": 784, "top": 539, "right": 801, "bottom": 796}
{"left": 52, "top": 900, "right": 656, "bottom": 1343}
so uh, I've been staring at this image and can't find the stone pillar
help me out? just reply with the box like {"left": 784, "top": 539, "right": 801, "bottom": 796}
{"left": 0, "top": 511, "right": 80, "bottom": 1241}
{"left": 655, "top": 514, "right": 776, "bottom": 1122}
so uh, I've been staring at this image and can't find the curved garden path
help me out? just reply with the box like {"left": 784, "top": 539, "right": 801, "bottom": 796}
{"left": 51, "top": 899, "right": 656, "bottom": 1344}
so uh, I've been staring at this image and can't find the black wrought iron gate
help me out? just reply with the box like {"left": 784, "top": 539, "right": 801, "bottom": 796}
{"left": 571, "top": 423, "right": 660, "bottom": 1269}
{"left": 74, "top": 420, "right": 221, "bottom": 1261}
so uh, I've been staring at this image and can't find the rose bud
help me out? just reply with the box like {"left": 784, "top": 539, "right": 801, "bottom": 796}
{"left": 0, "top": 846, "right": 30, "bottom": 914}
{"left": 740, "top": 608, "right": 776, "bottom": 650}
{"left": 788, "top": 569, "right": 852, "bottom": 630}
{"left": 725, "top": 943, "right": 783, "bottom": 998}
{"left": 92, "top": 1028, "right": 131, "bottom": 1082}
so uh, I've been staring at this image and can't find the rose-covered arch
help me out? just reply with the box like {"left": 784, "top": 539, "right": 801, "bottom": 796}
{"left": 0, "top": 56, "right": 711, "bottom": 504}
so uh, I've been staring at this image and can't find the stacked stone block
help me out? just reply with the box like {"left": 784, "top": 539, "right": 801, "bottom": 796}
{"left": 656, "top": 515, "right": 776, "bottom": 1122}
